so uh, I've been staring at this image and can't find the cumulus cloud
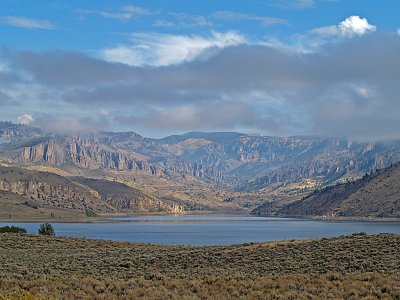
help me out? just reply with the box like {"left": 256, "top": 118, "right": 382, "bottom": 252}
{"left": 397, "top": 28, "right": 400, "bottom": 36}
{"left": 0, "top": 16, "right": 55, "bottom": 29}
{"left": 17, "top": 114, "right": 34, "bottom": 124}
{"left": 100, "top": 31, "right": 246, "bottom": 67}
{"left": 312, "top": 16, "right": 376, "bottom": 38}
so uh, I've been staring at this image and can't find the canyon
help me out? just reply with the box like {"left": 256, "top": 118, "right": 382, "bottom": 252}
{"left": 2, "top": 121, "right": 400, "bottom": 217}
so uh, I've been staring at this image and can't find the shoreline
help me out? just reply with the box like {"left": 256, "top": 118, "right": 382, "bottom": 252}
{"left": 2, "top": 212, "right": 400, "bottom": 223}
{"left": 0, "top": 210, "right": 252, "bottom": 223}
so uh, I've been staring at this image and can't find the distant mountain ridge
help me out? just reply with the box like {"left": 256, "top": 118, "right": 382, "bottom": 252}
{"left": 2, "top": 121, "right": 400, "bottom": 192}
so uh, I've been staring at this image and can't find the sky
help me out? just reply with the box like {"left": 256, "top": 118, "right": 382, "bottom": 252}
{"left": 0, "top": 0, "right": 399, "bottom": 140}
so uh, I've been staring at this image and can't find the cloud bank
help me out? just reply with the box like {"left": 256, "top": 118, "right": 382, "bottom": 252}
{"left": 1, "top": 22, "right": 400, "bottom": 141}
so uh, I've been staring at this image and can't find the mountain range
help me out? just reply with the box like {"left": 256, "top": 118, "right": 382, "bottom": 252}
{"left": 1, "top": 120, "right": 400, "bottom": 218}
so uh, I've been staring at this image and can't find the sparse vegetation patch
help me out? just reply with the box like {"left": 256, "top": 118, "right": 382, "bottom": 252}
{"left": 0, "top": 233, "right": 399, "bottom": 299}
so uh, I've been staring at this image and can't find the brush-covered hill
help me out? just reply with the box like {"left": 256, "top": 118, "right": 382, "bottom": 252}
{"left": 1, "top": 233, "right": 399, "bottom": 299}
{"left": 253, "top": 162, "right": 400, "bottom": 219}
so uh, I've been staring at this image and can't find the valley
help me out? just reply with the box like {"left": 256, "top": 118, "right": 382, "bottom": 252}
{"left": 2, "top": 3, "right": 399, "bottom": 299}
{"left": 1, "top": 121, "right": 400, "bottom": 220}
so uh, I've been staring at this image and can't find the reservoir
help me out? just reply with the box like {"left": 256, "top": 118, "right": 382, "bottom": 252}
{"left": 2, "top": 215, "right": 400, "bottom": 246}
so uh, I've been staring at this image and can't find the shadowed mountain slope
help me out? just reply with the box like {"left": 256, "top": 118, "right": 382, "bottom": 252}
{"left": 253, "top": 162, "right": 400, "bottom": 218}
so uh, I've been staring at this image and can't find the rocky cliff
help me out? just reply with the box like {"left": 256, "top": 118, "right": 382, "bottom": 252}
{"left": 3, "top": 123, "right": 400, "bottom": 192}
{"left": 0, "top": 166, "right": 184, "bottom": 215}
{"left": 0, "top": 166, "right": 114, "bottom": 213}
{"left": 17, "top": 136, "right": 162, "bottom": 176}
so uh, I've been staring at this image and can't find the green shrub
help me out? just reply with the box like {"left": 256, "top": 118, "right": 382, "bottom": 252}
{"left": 85, "top": 209, "right": 96, "bottom": 217}
{"left": 0, "top": 226, "right": 27, "bottom": 234}
{"left": 38, "top": 223, "right": 55, "bottom": 236}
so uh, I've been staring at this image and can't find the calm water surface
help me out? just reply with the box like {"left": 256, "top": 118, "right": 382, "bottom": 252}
{"left": 2, "top": 215, "right": 400, "bottom": 246}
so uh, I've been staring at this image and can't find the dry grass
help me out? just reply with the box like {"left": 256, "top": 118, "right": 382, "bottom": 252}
{"left": 0, "top": 233, "right": 399, "bottom": 299}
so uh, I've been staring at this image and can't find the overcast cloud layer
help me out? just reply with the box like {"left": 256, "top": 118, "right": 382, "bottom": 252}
{"left": 0, "top": 13, "right": 399, "bottom": 140}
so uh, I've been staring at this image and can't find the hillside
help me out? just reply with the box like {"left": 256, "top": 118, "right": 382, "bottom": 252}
{"left": 0, "top": 166, "right": 186, "bottom": 219}
{"left": 0, "top": 233, "right": 399, "bottom": 298}
{"left": 253, "top": 162, "right": 400, "bottom": 219}
{"left": 71, "top": 177, "right": 184, "bottom": 213}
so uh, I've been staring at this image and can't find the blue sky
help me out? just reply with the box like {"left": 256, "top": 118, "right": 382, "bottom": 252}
{"left": 1, "top": 0, "right": 398, "bottom": 51}
{"left": 1, "top": 0, "right": 400, "bottom": 139}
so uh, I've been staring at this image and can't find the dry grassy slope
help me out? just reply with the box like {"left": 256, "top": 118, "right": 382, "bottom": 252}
{"left": 0, "top": 166, "right": 188, "bottom": 218}
{"left": 0, "top": 166, "right": 115, "bottom": 215}
{"left": 0, "top": 190, "right": 83, "bottom": 220}
{"left": 0, "top": 233, "right": 399, "bottom": 299}
{"left": 71, "top": 177, "right": 184, "bottom": 213}
{"left": 6, "top": 162, "right": 247, "bottom": 213}
{"left": 1, "top": 233, "right": 399, "bottom": 278}
{"left": 100, "top": 168, "right": 246, "bottom": 212}
{"left": 253, "top": 162, "right": 400, "bottom": 218}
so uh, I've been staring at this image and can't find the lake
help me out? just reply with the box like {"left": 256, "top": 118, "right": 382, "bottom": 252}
{"left": 2, "top": 215, "right": 400, "bottom": 246}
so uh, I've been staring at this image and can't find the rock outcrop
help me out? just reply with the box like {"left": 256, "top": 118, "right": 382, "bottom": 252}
{"left": 0, "top": 166, "right": 184, "bottom": 214}
{"left": 18, "top": 136, "right": 162, "bottom": 176}
{"left": 3, "top": 122, "right": 400, "bottom": 192}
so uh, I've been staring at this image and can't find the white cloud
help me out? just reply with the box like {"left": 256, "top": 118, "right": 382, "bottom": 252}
{"left": 269, "top": 0, "right": 315, "bottom": 10}
{"left": 100, "top": 31, "right": 247, "bottom": 67}
{"left": 212, "top": 11, "right": 288, "bottom": 26}
{"left": 17, "top": 114, "right": 34, "bottom": 124}
{"left": 154, "top": 20, "right": 176, "bottom": 28}
{"left": 397, "top": 28, "right": 400, "bottom": 36}
{"left": 339, "top": 16, "right": 377, "bottom": 37}
{"left": 312, "top": 16, "right": 376, "bottom": 38}
{"left": 76, "top": 5, "right": 150, "bottom": 21}
{"left": 0, "top": 16, "right": 55, "bottom": 29}
{"left": 167, "top": 13, "right": 214, "bottom": 28}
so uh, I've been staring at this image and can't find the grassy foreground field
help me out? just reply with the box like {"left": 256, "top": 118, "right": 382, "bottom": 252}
{"left": 0, "top": 233, "right": 399, "bottom": 299}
